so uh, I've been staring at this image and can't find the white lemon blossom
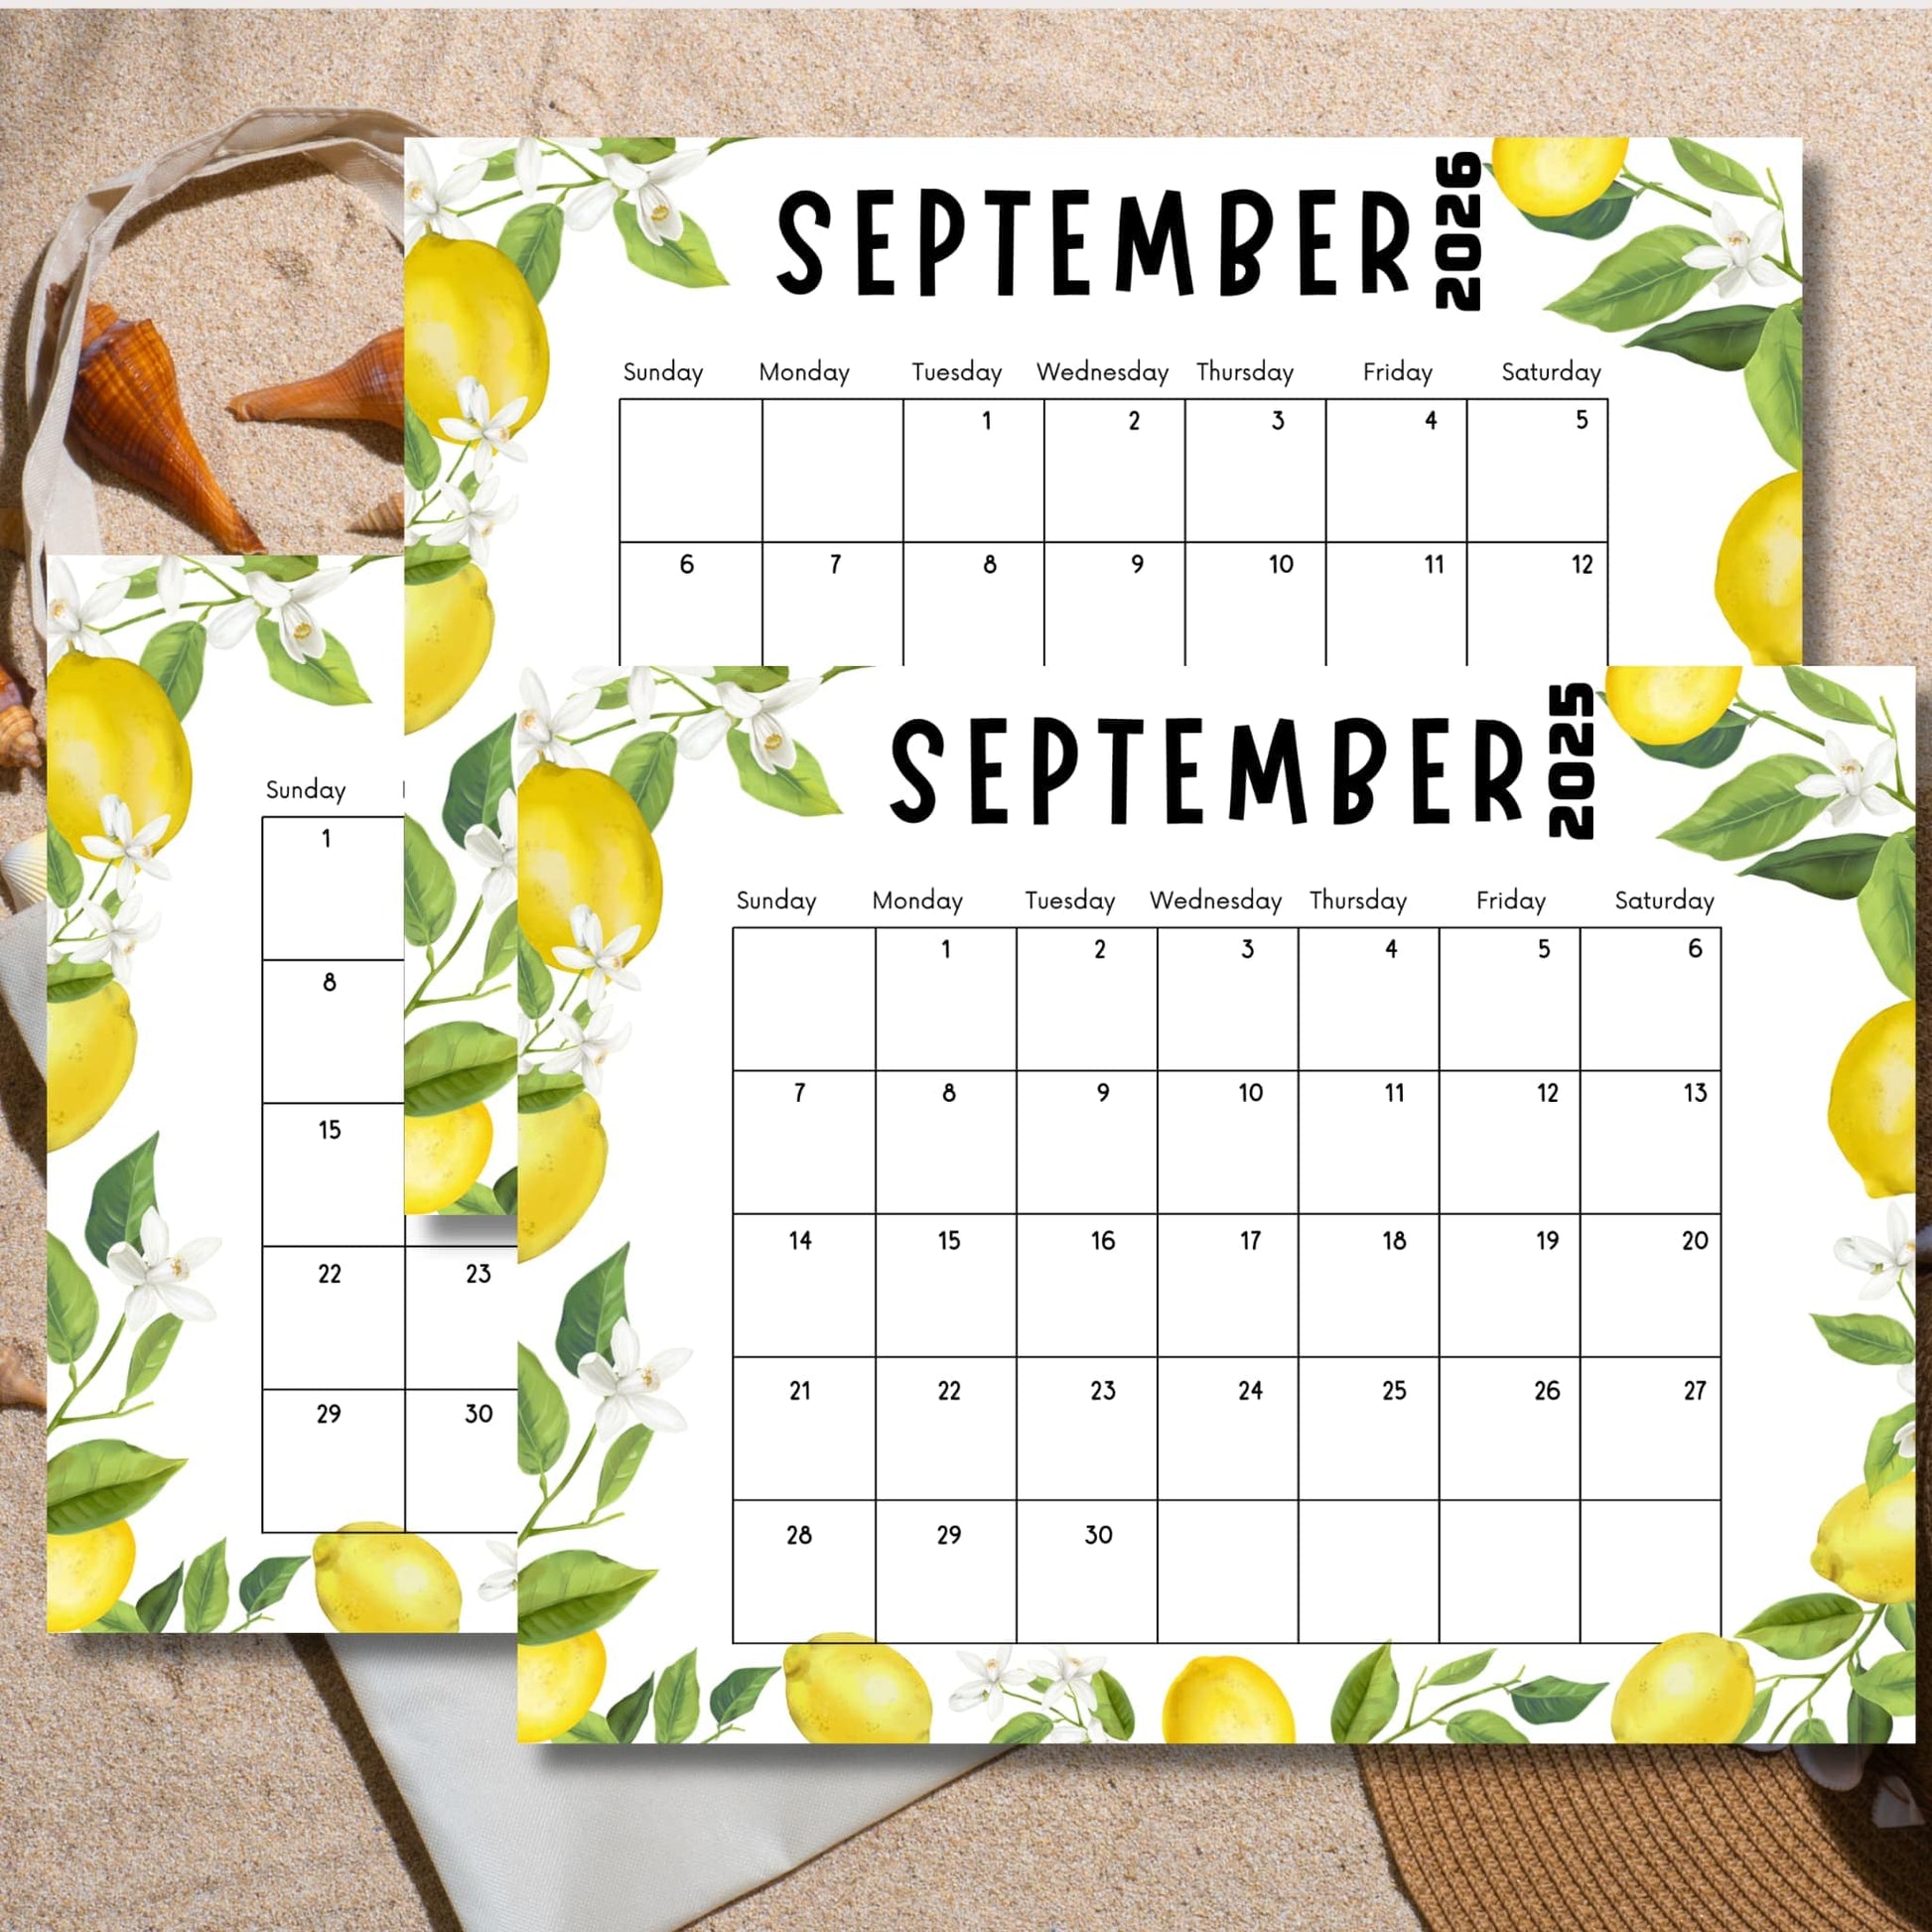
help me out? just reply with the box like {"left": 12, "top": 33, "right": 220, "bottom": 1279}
{"left": 207, "top": 564, "right": 352, "bottom": 663}
{"left": 439, "top": 474, "right": 519, "bottom": 566}
{"left": 679, "top": 677, "right": 819, "bottom": 774}
{"left": 512, "top": 670, "right": 596, "bottom": 782}
{"left": 949, "top": 1645, "right": 1033, "bottom": 1716}
{"left": 1029, "top": 1644, "right": 1105, "bottom": 1715}
{"left": 81, "top": 793, "right": 171, "bottom": 893}
{"left": 46, "top": 557, "right": 128, "bottom": 660}
{"left": 1896, "top": 1365, "right": 1916, "bottom": 1463}
{"left": 1796, "top": 733, "right": 1903, "bottom": 827}
{"left": 543, "top": 1003, "right": 632, "bottom": 1094}
{"left": 479, "top": 1540, "right": 519, "bottom": 1602}
{"left": 606, "top": 149, "right": 706, "bottom": 244}
{"left": 1835, "top": 1206, "right": 1916, "bottom": 1302}
{"left": 551, "top": 904, "right": 642, "bottom": 993}
{"left": 71, "top": 895, "right": 161, "bottom": 981}
{"left": 107, "top": 1208, "right": 219, "bottom": 1329}
{"left": 464, "top": 793, "right": 517, "bottom": 914}
{"left": 573, "top": 662, "right": 658, "bottom": 721}
{"left": 577, "top": 1318, "right": 690, "bottom": 1441}
{"left": 439, "top": 375, "right": 530, "bottom": 477}
{"left": 405, "top": 150, "right": 484, "bottom": 248}
{"left": 1683, "top": 201, "right": 1787, "bottom": 298}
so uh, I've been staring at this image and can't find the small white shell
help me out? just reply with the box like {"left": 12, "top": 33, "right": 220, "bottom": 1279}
{"left": 2, "top": 831, "right": 47, "bottom": 908}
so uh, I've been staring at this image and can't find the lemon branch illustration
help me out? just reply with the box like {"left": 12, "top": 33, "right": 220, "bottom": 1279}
{"left": 1330, "top": 1642, "right": 1603, "bottom": 1744}
{"left": 956, "top": 1647, "right": 1137, "bottom": 1744}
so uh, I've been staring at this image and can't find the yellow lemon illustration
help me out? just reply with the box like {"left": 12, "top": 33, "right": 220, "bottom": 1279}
{"left": 49, "top": 977, "right": 137, "bottom": 1152}
{"left": 314, "top": 1521, "right": 462, "bottom": 1632}
{"left": 47, "top": 1519, "right": 136, "bottom": 1632}
{"left": 518, "top": 761, "right": 662, "bottom": 970}
{"left": 1811, "top": 1474, "right": 1916, "bottom": 1603}
{"left": 1162, "top": 1655, "right": 1297, "bottom": 1743}
{"left": 405, "top": 565, "right": 494, "bottom": 735}
{"left": 403, "top": 1101, "right": 493, "bottom": 1214}
{"left": 1610, "top": 1632, "right": 1756, "bottom": 1743}
{"left": 1603, "top": 665, "right": 1743, "bottom": 748}
{"left": 48, "top": 651, "right": 193, "bottom": 857}
{"left": 1715, "top": 471, "right": 1802, "bottom": 665}
{"left": 784, "top": 1632, "right": 932, "bottom": 1743}
{"left": 518, "top": 1089, "right": 608, "bottom": 1262}
{"left": 1827, "top": 1001, "right": 1914, "bottom": 1199}
{"left": 404, "top": 233, "right": 550, "bottom": 442}
{"left": 517, "top": 1631, "right": 608, "bottom": 1743}
{"left": 1490, "top": 138, "right": 1630, "bottom": 218}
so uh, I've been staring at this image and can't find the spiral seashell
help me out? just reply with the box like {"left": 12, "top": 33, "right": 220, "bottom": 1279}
{"left": 229, "top": 328, "right": 404, "bottom": 432}
{"left": 349, "top": 490, "right": 405, "bottom": 537}
{"left": 0, "top": 674, "right": 40, "bottom": 769}
{"left": 1, "top": 831, "right": 46, "bottom": 906}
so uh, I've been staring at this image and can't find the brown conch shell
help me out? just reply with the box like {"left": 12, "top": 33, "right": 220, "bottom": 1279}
{"left": 349, "top": 490, "right": 405, "bottom": 537}
{"left": 59, "top": 295, "right": 264, "bottom": 554}
{"left": 229, "top": 328, "right": 404, "bottom": 432}
{"left": 0, "top": 674, "right": 40, "bottom": 768}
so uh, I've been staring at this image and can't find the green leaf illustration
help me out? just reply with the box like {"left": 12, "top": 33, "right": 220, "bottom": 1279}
{"left": 139, "top": 621, "right": 207, "bottom": 722}
{"left": 655, "top": 1649, "right": 702, "bottom": 1742}
{"left": 598, "top": 137, "right": 677, "bottom": 166}
{"left": 46, "top": 822, "right": 83, "bottom": 907}
{"left": 1744, "top": 302, "right": 1802, "bottom": 468}
{"left": 709, "top": 665, "right": 791, "bottom": 693}
{"left": 516, "top": 1548, "right": 656, "bottom": 1644}
{"left": 726, "top": 732, "right": 841, "bottom": 816}
{"left": 1507, "top": 1675, "right": 1606, "bottom": 1725}
{"left": 1630, "top": 708, "right": 1750, "bottom": 769}
{"left": 402, "top": 540, "right": 473, "bottom": 587}
{"left": 1884, "top": 1602, "right": 1916, "bottom": 1651}
{"left": 403, "top": 400, "right": 441, "bottom": 492}
{"left": 1781, "top": 666, "right": 1877, "bottom": 730}
{"left": 493, "top": 1166, "right": 519, "bottom": 1217}
{"left": 47, "top": 1439, "right": 187, "bottom": 1534}
{"left": 1854, "top": 1651, "right": 1915, "bottom": 1718}
{"left": 991, "top": 1710, "right": 1054, "bottom": 1744}
{"left": 1791, "top": 1717, "right": 1833, "bottom": 1743}
{"left": 1848, "top": 1688, "right": 1893, "bottom": 1744}
{"left": 483, "top": 903, "right": 519, "bottom": 981}
{"left": 1734, "top": 1591, "right": 1864, "bottom": 1660}
{"left": 1668, "top": 137, "right": 1764, "bottom": 202}
{"left": 613, "top": 201, "right": 729, "bottom": 288}
{"left": 1518, "top": 179, "right": 1637, "bottom": 241}
{"left": 402, "top": 814, "right": 457, "bottom": 947}
{"left": 1864, "top": 1405, "right": 1915, "bottom": 1495}
{"left": 238, "top": 1555, "right": 309, "bottom": 1616}
{"left": 709, "top": 1665, "right": 779, "bottom": 1728}
{"left": 610, "top": 729, "right": 678, "bottom": 830}
{"left": 1628, "top": 303, "right": 1772, "bottom": 371}
{"left": 184, "top": 1538, "right": 229, "bottom": 1633}
{"left": 121, "top": 565, "right": 160, "bottom": 599}
{"left": 555, "top": 1244, "right": 630, "bottom": 1376}
{"left": 1423, "top": 1648, "right": 1495, "bottom": 1688}
{"left": 517, "top": 1344, "right": 570, "bottom": 1475}
{"left": 1444, "top": 1709, "right": 1526, "bottom": 1743}
{"left": 1733, "top": 1684, "right": 1773, "bottom": 1743}
{"left": 1858, "top": 829, "right": 1914, "bottom": 998}
{"left": 558, "top": 1714, "right": 621, "bottom": 1745}
{"left": 47, "top": 960, "right": 116, "bottom": 1005}
{"left": 256, "top": 619, "right": 370, "bottom": 706}
{"left": 443, "top": 717, "right": 515, "bottom": 846}
{"left": 403, "top": 1020, "right": 516, "bottom": 1115}
{"left": 1658, "top": 753, "right": 1831, "bottom": 860}
{"left": 1811, "top": 1311, "right": 1914, "bottom": 1366}
{"left": 596, "top": 1424, "right": 652, "bottom": 1509}
{"left": 445, "top": 1182, "right": 501, "bottom": 1214}
{"left": 123, "top": 1314, "right": 183, "bottom": 1401}
{"left": 1546, "top": 224, "right": 1719, "bottom": 333}
{"left": 606, "top": 1677, "right": 653, "bottom": 1744}
{"left": 47, "top": 1234, "right": 100, "bottom": 1366}
{"left": 136, "top": 1562, "right": 184, "bottom": 1632}
{"left": 1739, "top": 832, "right": 1886, "bottom": 900}
{"left": 500, "top": 202, "right": 565, "bottom": 303}
{"left": 245, "top": 556, "right": 320, "bottom": 583}
{"left": 1091, "top": 1668, "right": 1136, "bottom": 1740}
{"left": 85, "top": 1132, "right": 159, "bottom": 1265}
{"left": 86, "top": 1600, "right": 146, "bottom": 1633}
{"left": 1330, "top": 1641, "right": 1400, "bottom": 1742}
{"left": 479, "top": 147, "right": 520, "bottom": 181}
{"left": 516, "top": 930, "right": 555, "bottom": 1021}
{"left": 518, "top": 1070, "right": 585, "bottom": 1113}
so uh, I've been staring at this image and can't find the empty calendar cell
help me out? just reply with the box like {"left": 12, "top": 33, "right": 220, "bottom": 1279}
{"left": 762, "top": 542, "right": 901, "bottom": 660}
{"left": 405, "top": 1390, "right": 518, "bottom": 1532}
{"left": 1018, "top": 1357, "right": 1156, "bottom": 1499}
{"left": 1440, "top": 1501, "right": 1580, "bottom": 1642}
{"left": 1440, "top": 1357, "right": 1580, "bottom": 1500}
{"left": 1298, "top": 1073, "right": 1438, "bottom": 1214}
{"left": 1016, "top": 1071, "right": 1156, "bottom": 1212}
{"left": 1159, "top": 1358, "right": 1297, "bottom": 1500}
{"left": 879, "top": 1215, "right": 1015, "bottom": 1356}
{"left": 733, "top": 1357, "right": 875, "bottom": 1499}
{"left": 903, "top": 399, "right": 1044, "bottom": 538}
{"left": 1018, "top": 927, "right": 1156, "bottom": 1067}
{"left": 1467, "top": 400, "right": 1607, "bottom": 542}
{"left": 734, "top": 927, "right": 875, "bottom": 1067}
{"left": 404, "top": 1242, "right": 518, "bottom": 1387}
{"left": 1182, "top": 543, "right": 1324, "bottom": 674}
{"left": 1157, "top": 1215, "right": 1298, "bottom": 1356}
{"left": 619, "top": 399, "right": 760, "bottom": 539}
{"left": 1300, "top": 1359, "right": 1439, "bottom": 1500}
{"left": 1183, "top": 400, "right": 1325, "bottom": 541}
{"left": 737, "top": 1214, "right": 875, "bottom": 1356}
{"left": 761, "top": 399, "right": 903, "bottom": 540}
{"left": 1157, "top": 1503, "right": 1298, "bottom": 1642}
{"left": 1299, "top": 1501, "right": 1439, "bottom": 1642}
{"left": 1583, "top": 929, "right": 1721, "bottom": 1068}
{"left": 1583, "top": 1359, "right": 1720, "bottom": 1500}
{"left": 262, "top": 817, "right": 398, "bottom": 959}
{"left": 1018, "top": 1214, "right": 1156, "bottom": 1353}
{"left": 1441, "top": 1215, "right": 1580, "bottom": 1357}
{"left": 1325, "top": 400, "right": 1467, "bottom": 541}
{"left": 733, "top": 1070, "right": 873, "bottom": 1213}
{"left": 1581, "top": 1215, "right": 1720, "bottom": 1356}
{"left": 1582, "top": 1502, "right": 1721, "bottom": 1642}
{"left": 262, "top": 1389, "right": 403, "bottom": 1533}
{"left": 1158, "top": 1070, "right": 1298, "bottom": 1213}
{"left": 902, "top": 542, "right": 1044, "bottom": 670}
{"left": 264, "top": 1247, "right": 403, "bottom": 1387}
{"left": 262, "top": 960, "right": 399, "bottom": 1101}
{"left": 1468, "top": 542, "right": 1608, "bottom": 667}
{"left": 1299, "top": 928, "right": 1437, "bottom": 1068}
{"left": 1042, "top": 542, "right": 1183, "bottom": 675}
{"left": 262, "top": 1103, "right": 396, "bottom": 1245}
{"left": 1440, "top": 1071, "right": 1581, "bottom": 1212}
{"left": 1324, "top": 542, "right": 1467, "bottom": 668}
{"left": 877, "top": 926, "right": 1016, "bottom": 1069}
{"left": 877, "top": 1501, "right": 1017, "bottom": 1642}
{"left": 1158, "top": 927, "right": 1299, "bottom": 1071}
{"left": 619, "top": 542, "right": 761, "bottom": 658}
{"left": 1582, "top": 1072, "right": 1721, "bottom": 1211}
{"left": 1043, "top": 399, "right": 1183, "bottom": 540}
{"left": 1299, "top": 1215, "right": 1438, "bottom": 1354}
{"left": 877, "top": 1070, "right": 1016, "bottom": 1212}
{"left": 1439, "top": 927, "right": 1580, "bottom": 1070}
{"left": 1018, "top": 1500, "right": 1157, "bottom": 1644}
{"left": 734, "top": 1501, "right": 875, "bottom": 1644}
{"left": 877, "top": 1357, "right": 1017, "bottom": 1499}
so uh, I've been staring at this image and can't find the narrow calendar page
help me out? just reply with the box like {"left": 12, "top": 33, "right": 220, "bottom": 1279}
{"left": 45, "top": 555, "right": 513, "bottom": 1637}
{"left": 506, "top": 657, "right": 1912, "bottom": 1747}
{"left": 404, "top": 133, "right": 1803, "bottom": 675}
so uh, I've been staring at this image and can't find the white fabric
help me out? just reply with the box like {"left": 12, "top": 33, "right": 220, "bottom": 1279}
{"left": 0, "top": 900, "right": 48, "bottom": 1078}
{"left": 333, "top": 1637, "right": 992, "bottom": 1932}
